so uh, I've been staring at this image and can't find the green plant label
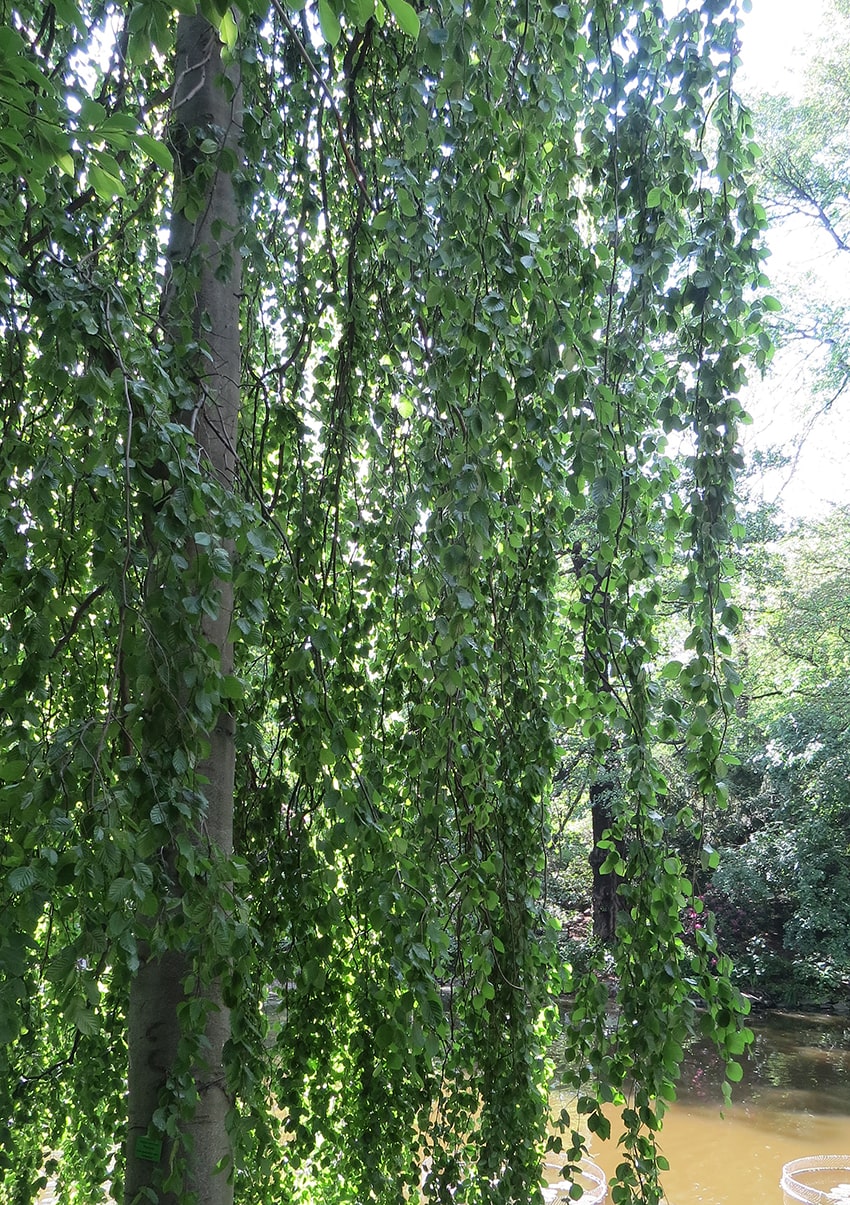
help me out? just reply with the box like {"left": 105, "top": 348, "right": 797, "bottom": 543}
{"left": 135, "top": 1136, "right": 163, "bottom": 1163}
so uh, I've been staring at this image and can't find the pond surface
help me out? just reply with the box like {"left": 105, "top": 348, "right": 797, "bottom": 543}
{"left": 554, "top": 1012, "right": 850, "bottom": 1205}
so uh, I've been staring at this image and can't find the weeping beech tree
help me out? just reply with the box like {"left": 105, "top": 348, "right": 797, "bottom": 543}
{"left": 0, "top": 1, "right": 766, "bottom": 1203}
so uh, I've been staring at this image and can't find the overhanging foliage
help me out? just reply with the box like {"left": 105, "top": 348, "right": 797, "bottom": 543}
{"left": 0, "top": 1, "right": 766, "bottom": 1202}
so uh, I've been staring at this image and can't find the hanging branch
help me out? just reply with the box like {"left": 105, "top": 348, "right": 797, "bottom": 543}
{"left": 270, "top": 0, "right": 374, "bottom": 208}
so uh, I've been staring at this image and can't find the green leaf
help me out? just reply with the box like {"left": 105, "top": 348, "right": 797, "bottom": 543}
{"left": 375, "top": 1022, "right": 395, "bottom": 1047}
{"left": 98, "top": 112, "right": 139, "bottom": 135}
{"left": 107, "top": 877, "right": 131, "bottom": 904}
{"left": 219, "top": 675, "right": 244, "bottom": 700}
{"left": 79, "top": 97, "right": 107, "bottom": 126}
{"left": 348, "top": 0, "right": 375, "bottom": 26}
{"left": 69, "top": 998, "right": 100, "bottom": 1036}
{"left": 317, "top": 0, "right": 342, "bottom": 45}
{"left": 386, "top": 0, "right": 420, "bottom": 38}
{"left": 136, "top": 133, "right": 173, "bottom": 171}
{"left": 199, "top": 0, "right": 231, "bottom": 21}
{"left": 219, "top": 7, "right": 239, "bottom": 52}
{"left": 7, "top": 865, "right": 37, "bottom": 892}
{"left": 646, "top": 186, "right": 663, "bottom": 207}
{"left": 45, "top": 946, "right": 78, "bottom": 984}
{"left": 586, "top": 1111, "right": 611, "bottom": 1141}
{"left": 726, "top": 1029, "right": 747, "bottom": 1055}
{"left": 88, "top": 164, "right": 126, "bottom": 201}
{"left": 0, "top": 27, "right": 25, "bottom": 56}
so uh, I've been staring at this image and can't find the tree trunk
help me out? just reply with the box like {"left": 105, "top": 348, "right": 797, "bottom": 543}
{"left": 125, "top": 16, "right": 242, "bottom": 1205}
{"left": 589, "top": 774, "right": 620, "bottom": 945}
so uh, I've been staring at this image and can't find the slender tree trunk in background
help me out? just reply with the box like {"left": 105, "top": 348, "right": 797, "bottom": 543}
{"left": 125, "top": 17, "right": 242, "bottom": 1205}
{"left": 590, "top": 774, "right": 620, "bottom": 945}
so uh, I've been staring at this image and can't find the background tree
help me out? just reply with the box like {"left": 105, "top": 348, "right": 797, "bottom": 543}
{"left": 745, "top": 0, "right": 850, "bottom": 478}
{"left": 693, "top": 507, "right": 850, "bottom": 1004}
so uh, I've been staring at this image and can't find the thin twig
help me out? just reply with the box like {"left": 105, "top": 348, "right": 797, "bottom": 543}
{"left": 51, "top": 582, "right": 109, "bottom": 658}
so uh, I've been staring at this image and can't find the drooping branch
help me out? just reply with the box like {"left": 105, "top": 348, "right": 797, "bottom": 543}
{"left": 769, "top": 153, "right": 850, "bottom": 252}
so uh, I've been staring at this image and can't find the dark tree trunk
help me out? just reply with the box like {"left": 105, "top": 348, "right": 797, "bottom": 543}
{"left": 589, "top": 775, "right": 620, "bottom": 944}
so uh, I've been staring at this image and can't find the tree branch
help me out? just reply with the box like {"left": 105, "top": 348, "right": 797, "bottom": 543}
{"left": 269, "top": 0, "right": 374, "bottom": 210}
{"left": 770, "top": 155, "right": 850, "bottom": 253}
{"left": 51, "top": 582, "right": 109, "bottom": 658}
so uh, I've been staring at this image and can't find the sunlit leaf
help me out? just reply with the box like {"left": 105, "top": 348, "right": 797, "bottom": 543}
{"left": 317, "top": 0, "right": 341, "bottom": 45}
{"left": 386, "top": 0, "right": 420, "bottom": 38}
{"left": 136, "top": 133, "right": 173, "bottom": 171}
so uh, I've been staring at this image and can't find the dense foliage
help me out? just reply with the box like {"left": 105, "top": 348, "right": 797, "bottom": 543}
{"left": 0, "top": 1, "right": 765, "bottom": 1202}
{"left": 697, "top": 507, "right": 850, "bottom": 1005}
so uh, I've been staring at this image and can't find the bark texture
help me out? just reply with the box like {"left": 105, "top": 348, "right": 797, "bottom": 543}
{"left": 125, "top": 16, "right": 242, "bottom": 1205}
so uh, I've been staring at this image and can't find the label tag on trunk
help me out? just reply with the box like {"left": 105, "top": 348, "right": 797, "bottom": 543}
{"left": 135, "top": 1136, "right": 163, "bottom": 1163}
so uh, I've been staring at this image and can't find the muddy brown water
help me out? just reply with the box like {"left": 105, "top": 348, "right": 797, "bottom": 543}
{"left": 36, "top": 1012, "right": 850, "bottom": 1203}
{"left": 550, "top": 1011, "right": 850, "bottom": 1205}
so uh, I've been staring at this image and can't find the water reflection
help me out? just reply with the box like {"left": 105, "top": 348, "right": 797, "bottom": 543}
{"left": 680, "top": 1013, "right": 850, "bottom": 1109}
{"left": 556, "top": 1013, "right": 850, "bottom": 1205}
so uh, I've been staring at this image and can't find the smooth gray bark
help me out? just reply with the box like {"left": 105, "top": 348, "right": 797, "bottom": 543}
{"left": 126, "top": 16, "right": 242, "bottom": 1205}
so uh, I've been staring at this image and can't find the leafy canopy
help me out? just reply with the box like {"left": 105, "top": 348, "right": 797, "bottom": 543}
{"left": 0, "top": 1, "right": 765, "bottom": 1202}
